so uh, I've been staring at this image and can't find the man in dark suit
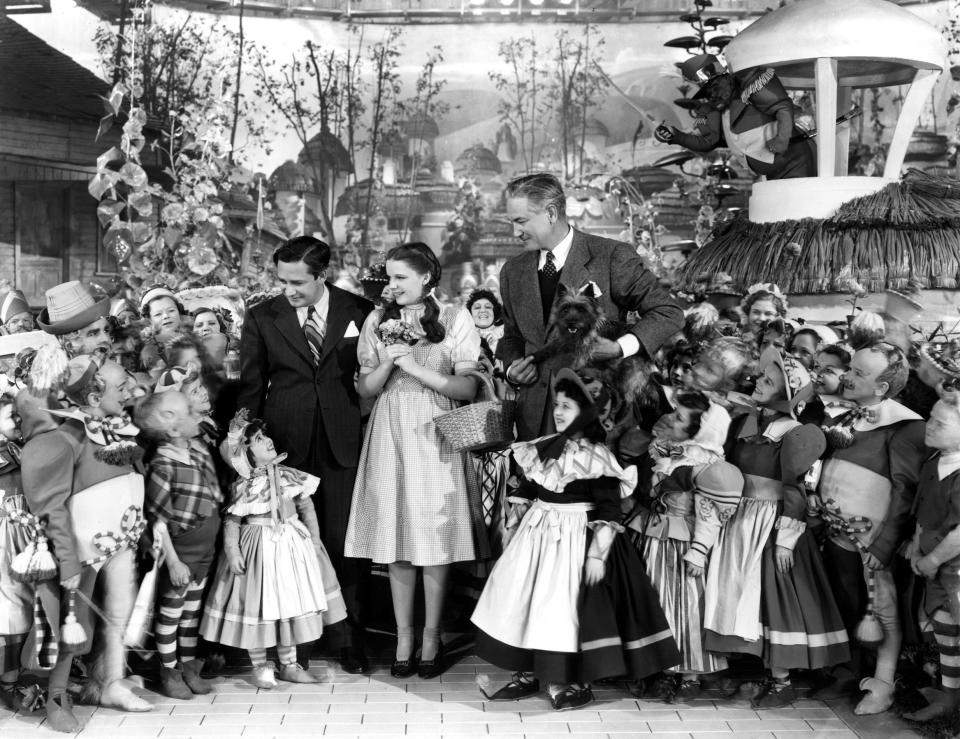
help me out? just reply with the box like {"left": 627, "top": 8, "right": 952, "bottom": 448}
{"left": 498, "top": 173, "right": 684, "bottom": 440}
{"left": 237, "top": 237, "right": 373, "bottom": 673}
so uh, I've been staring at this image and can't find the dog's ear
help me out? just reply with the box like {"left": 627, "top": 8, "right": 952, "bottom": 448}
{"left": 577, "top": 281, "right": 603, "bottom": 300}
{"left": 555, "top": 282, "right": 569, "bottom": 301}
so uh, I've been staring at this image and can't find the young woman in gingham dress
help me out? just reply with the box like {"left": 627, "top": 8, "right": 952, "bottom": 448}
{"left": 345, "top": 243, "right": 488, "bottom": 679}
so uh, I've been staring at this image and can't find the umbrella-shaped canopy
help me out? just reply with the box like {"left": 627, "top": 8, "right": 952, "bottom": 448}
{"left": 725, "top": 0, "right": 947, "bottom": 89}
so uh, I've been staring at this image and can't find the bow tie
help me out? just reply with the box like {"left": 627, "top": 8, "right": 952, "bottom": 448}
{"left": 83, "top": 413, "right": 139, "bottom": 446}
{"left": 652, "top": 442, "right": 685, "bottom": 459}
{"left": 837, "top": 404, "right": 879, "bottom": 426}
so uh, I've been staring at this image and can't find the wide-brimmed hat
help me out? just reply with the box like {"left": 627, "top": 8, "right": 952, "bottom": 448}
{"left": 0, "top": 289, "right": 30, "bottom": 325}
{"left": 37, "top": 281, "right": 110, "bottom": 336}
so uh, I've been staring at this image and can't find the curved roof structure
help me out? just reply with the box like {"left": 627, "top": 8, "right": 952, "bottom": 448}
{"left": 725, "top": 0, "right": 947, "bottom": 88}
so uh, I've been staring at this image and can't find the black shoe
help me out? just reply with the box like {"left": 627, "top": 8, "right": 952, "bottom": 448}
{"left": 339, "top": 647, "right": 369, "bottom": 675}
{"left": 751, "top": 677, "right": 795, "bottom": 709}
{"left": 417, "top": 643, "right": 445, "bottom": 679}
{"left": 647, "top": 673, "right": 679, "bottom": 702}
{"left": 550, "top": 686, "right": 594, "bottom": 711}
{"left": 0, "top": 682, "right": 21, "bottom": 712}
{"left": 390, "top": 656, "right": 418, "bottom": 679}
{"left": 482, "top": 674, "right": 541, "bottom": 701}
{"left": 671, "top": 679, "right": 701, "bottom": 703}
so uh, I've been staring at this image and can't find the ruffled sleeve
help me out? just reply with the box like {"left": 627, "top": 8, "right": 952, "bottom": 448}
{"left": 449, "top": 308, "right": 481, "bottom": 374}
{"left": 357, "top": 309, "right": 384, "bottom": 375}
{"left": 776, "top": 424, "right": 826, "bottom": 550}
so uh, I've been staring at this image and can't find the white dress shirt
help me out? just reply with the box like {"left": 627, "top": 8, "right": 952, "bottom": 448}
{"left": 296, "top": 285, "right": 330, "bottom": 328}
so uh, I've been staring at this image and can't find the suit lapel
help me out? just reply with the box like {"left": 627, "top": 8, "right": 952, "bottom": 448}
{"left": 558, "top": 230, "right": 593, "bottom": 300}
{"left": 318, "top": 284, "right": 349, "bottom": 366}
{"left": 272, "top": 297, "right": 314, "bottom": 368}
{"left": 515, "top": 250, "right": 545, "bottom": 347}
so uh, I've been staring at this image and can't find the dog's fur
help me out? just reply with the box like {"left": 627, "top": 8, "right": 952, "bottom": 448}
{"left": 531, "top": 283, "right": 653, "bottom": 404}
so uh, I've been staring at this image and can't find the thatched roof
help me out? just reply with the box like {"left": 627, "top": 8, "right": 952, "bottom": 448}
{"left": 678, "top": 169, "right": 960, "bottom": 295}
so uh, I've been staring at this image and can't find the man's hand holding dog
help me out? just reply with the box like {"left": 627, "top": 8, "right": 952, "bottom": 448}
{"left": 507, "top": 356, "right": 538, "bottom": 386}
{"left": 592, "top": 338, "right": 624, "bottom": 361}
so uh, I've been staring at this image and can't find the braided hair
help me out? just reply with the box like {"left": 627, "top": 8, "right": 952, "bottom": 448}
{"left": 380, "top": 243, "right": 446, "bottom": 344}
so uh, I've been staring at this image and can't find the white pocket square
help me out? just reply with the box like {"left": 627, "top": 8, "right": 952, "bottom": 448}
{"left": 344, "top": 321, "right": 360, "bottom": 338}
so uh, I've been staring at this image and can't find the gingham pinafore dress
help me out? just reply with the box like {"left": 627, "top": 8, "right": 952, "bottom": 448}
{"left": 345, "top": 305, "right": 489, "bottom": 567}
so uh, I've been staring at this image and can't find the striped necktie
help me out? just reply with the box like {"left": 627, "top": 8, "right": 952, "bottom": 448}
{"left": 304, "top": 305, "right": 325, "bottom": 365}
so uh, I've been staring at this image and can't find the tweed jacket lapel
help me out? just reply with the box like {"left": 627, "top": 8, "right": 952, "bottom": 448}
{"left": 272, "top": 297, "right": 314, "bottom": 368}
{"left": 513, "top": 249, "right": 546, "bottom": 347}
{"left": 557, "top": 230, "right": 595, "bottom": 301}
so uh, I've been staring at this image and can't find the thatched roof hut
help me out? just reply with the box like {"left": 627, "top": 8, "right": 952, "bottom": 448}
{"left": 677, "top": 169, "right": 960, "bottom": 295}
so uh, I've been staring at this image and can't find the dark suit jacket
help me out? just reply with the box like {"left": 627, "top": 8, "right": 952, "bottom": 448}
{"left": 497, "top": 228, "right": 683, "bottom": 440}
{"left": 236, "top": 284, "right": 374, "bottom": 473}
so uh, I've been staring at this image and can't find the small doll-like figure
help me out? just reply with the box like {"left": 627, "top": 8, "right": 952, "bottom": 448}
{"left": 471, "top": 369, "right": 680, "bottom": 711}
{"left": 905, "top": 396, "right": 960, "bottom": 721}
{"left": 628, "top": 391, "right": 743, "bottom": 703}
{"left": 704, "top": 348, "right": 850, "bottom": 708}
{"left": 201, "top": 412, "right": 347, "bottom": 689}
{"left": 654, "top": 54, "right": 815, "bottom": 180}
{"left": 0, "top": 392, "right": 30, "bottom": 709}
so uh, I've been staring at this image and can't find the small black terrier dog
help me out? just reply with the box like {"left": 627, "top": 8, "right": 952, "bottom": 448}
{"left": 531, "top": 282, "right": 651, "bottom": 403}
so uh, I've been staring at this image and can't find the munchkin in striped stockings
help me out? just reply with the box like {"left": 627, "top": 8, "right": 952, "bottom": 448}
{"left": 906, "top": 396, "right": 960, "bottom": 721}
{"left": 137, "top": 391, "right": 223, "bottom": 701}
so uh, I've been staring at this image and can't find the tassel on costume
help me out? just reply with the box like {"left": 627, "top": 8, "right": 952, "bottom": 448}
{"left": 823, "top": 424, "right": 856, "bottom": 450}
{"left": 60, "top": 590, "right": 87, "bottom": 648}
{"left": 26, "top": 342, "right": 69, "bottom": 395}
{"left": 856, "top": 568, "right": 884, "bottom": 647}
{"left": 28, "top": 536, "right": 57, "bottom": 581}
{"left": 10, "top": 540, "right": 36, "bottom": 582}
{"left": 94, "top": 440, "right": 143, "bottom": 467}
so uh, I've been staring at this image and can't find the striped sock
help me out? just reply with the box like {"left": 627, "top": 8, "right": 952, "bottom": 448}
{"left": 277, "top": 644, "right": 297, "bottom": 666}
{"left": 933, "top": 608, "right": 960, "bottom": 690}
{"left": 156, "top": 586, "right": 186, "bottom": 669}
{"left": 176, "top": 578, "right": 206, "bottom": 663}
{"left": 248, "top": 647, "right": 267, "bottom": 667}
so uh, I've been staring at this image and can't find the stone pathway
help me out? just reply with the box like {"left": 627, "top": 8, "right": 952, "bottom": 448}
{"left": 0, "top": 656, "right": 922, "bottom": 738}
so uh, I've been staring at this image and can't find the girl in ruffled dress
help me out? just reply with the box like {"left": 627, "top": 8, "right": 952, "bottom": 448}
{"left": 628, "top": 391, "right": 744, "bottom": 702}
{"left": 472, "top": 369, "right": 680, "bottom": 711}
{"left": 346, "top": 243, "right": 487, "bottom": 680}
{"left": 703, "top": 347, "right": 850, "bottom": 707}
{"left": 200, "top": 412, "right": 347, "bottom": 688}
{"left": 0, "top": 392, "right": 29, "bottom": 709}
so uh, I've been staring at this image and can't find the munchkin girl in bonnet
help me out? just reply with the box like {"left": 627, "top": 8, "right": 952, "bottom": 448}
{"left": 703, "top": 347, "right": 850, "bottom": 708}
{"left": 627, "top": 391, "right": 744, "bottom": 702}
{"left": 200, "top": 411, "right": 346, "bottom": 689}
{"left": 471, "top": 368, "right": 679, "bottom": 711}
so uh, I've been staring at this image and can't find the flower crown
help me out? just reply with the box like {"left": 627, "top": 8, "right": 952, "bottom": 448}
{"left": 745, "top": 282, "right": 787, "bottom": 304}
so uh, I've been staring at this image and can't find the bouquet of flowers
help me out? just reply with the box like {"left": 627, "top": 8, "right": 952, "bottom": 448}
{"left": 377, "top": 319, "right": 420, "bottom": 346}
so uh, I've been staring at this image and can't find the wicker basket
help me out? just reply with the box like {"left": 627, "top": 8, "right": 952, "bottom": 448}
{"left": 434, "top": 369, "right": 517, "bottom": 453}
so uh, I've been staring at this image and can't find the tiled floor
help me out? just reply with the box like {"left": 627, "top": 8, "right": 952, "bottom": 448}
{"left": 0, "top": 657, "right": 918, "bottom": 739}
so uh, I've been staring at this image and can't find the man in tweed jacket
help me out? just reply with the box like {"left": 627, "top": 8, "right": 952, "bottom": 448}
{"left": 497, "top": 173, "right": 684, "bottom": 440}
